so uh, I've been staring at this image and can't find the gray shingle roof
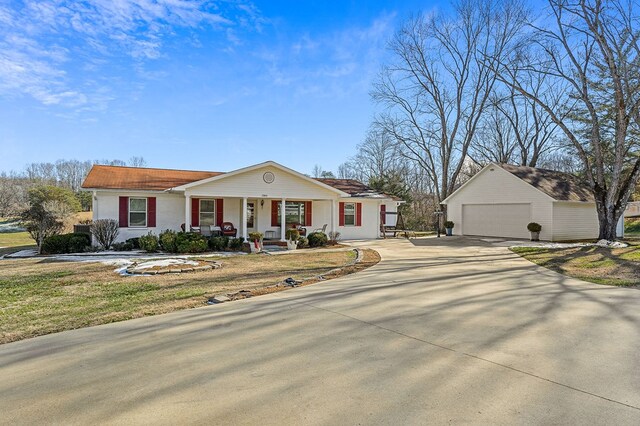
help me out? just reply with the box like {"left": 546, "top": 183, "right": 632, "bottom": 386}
{"left": 499, "top": 164, "right": 594, "bottom": 202}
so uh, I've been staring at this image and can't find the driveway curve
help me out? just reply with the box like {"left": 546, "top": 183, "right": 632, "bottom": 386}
{"left": 1, "top": 237, "right": 639, "bottom": 425}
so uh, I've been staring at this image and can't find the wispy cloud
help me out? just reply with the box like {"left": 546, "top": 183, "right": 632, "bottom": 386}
{"left": 0, "top": 0, "right": 262, "bottom": 111}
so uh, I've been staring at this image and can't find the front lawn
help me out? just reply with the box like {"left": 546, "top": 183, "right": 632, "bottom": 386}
{"left": 511, "top": 245, "right": 640, "bottom": 287}
{"left": 0, "top": 249, "right": 380, "bottom": 344}
{"left": 625, "top": 218, "right": 640, "bottom": 238}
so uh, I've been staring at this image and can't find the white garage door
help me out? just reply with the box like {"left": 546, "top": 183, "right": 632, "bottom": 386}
{"left": 462, "top": 203, "right": 531, "bottom": 239}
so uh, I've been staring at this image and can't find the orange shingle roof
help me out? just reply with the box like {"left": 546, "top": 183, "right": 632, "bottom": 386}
{"left": 82, "top": 165, "right": 395, "bottom": 199}
{"left": 82, "top": 165, "right": 223, "bottom": 191}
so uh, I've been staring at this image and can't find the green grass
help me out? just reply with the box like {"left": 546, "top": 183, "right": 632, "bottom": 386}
{"left": 0, "top": 249, "right": 379, "bottom": 344}
{"left": 511, "top": 244, "right": 640, "bottom": 287}
{"left": 624, "top": 218, "right": 640, "bottom": 237}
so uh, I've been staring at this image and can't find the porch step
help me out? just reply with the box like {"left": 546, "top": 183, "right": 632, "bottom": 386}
{"left": 262, "top": 240, "right": 287, "bottom": 247}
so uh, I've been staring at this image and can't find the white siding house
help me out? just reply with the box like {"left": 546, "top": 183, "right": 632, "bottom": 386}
{"left": 82, "top": 161, "right": 400, "bottom": 243}
{"left": 442, "top": 163, "right": 624, "bottom": 241}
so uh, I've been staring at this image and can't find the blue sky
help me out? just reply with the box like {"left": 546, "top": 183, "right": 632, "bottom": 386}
{"left": 0, "top": 0, "right": 447, "bottom": 175}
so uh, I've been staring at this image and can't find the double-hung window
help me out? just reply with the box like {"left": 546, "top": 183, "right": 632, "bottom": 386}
{"left": 129, "top": 198, "right": 147, "bottom": 227}
{"left": 200, "top": 199, "right": 216, "bottom": 226}
{"left": 343, "top": 202, "right": 356, "bottom": 226}
{"left": 278, "top": 201, "right": 306, "bottom": 225}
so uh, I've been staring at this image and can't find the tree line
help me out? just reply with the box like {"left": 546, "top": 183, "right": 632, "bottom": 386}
{"left": 327, "top": 0, "right": 639, "bottom": 239}
{"left": 0, "top": 157, "right": 146, "bottom": 217}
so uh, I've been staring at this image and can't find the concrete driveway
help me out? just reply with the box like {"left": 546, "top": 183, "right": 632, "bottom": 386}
{"left": 1, "top": 237, "right": 639, "bottom": 424}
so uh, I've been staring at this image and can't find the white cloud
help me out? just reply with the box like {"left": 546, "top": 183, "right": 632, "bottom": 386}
{"left": 0, "top": 0, "right": 262, "bottom": 110}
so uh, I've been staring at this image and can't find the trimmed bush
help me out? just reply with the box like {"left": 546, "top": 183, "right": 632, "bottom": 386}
{"left": 175, "top": 232, "right": 208, "bottom": 253}
{"left": 159, "top": 230, "right": 179, "bottom": 253}
{"left": 112, "top": 241, "right": 134, "bottom": 251}
{"left": 527, "top": 222, "right": 542, "bottom": 233}
{"left": 228, "top": 237, "right": 244, "bottom": 251}
{"left": 248, "top": 231, "right": 263, "bottom": 241}
{"left": 41, "top": 233, "right": 91, "bottom": 254}
{"left": 307, "top": 232, "right": 328, "bottom": 247}
{"left": 126, "top": 238, "right": 140, "bottom": 249}
{"left": 297, "top": 236, "right": 308, "bottom": 248}
{"left": 285, "top": 228, "right": 300, "bottom": 241}
{"left": 69, "top": 233, "right": 91, "bottom": 253}
{"left": 444, "top": 221, "right": 454, "bottom": 229}
{"left": 139, "top": 232, "right": 159, "bottom": 252}
{"left": 209, "top": 236, "right": 230, "bottom": 251}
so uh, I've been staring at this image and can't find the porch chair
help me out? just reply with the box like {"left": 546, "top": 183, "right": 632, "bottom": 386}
{"left": 291, "top": 223, "right": 307, "bottom": 236}
{"left": 199, "top": 225, "right": 212, "bottom": 237}
{"left": 221, "top": 222, "right": 237, "bottom": 237}
{"left": 314, "top": 224, "right": 328, "bottom": 234}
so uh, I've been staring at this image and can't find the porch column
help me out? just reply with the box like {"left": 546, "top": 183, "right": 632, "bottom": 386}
{"left": 241, "top": 197, "right": 248, "bottom": 241}
{"left": 184, "top": 195, "right": 191, "bottom": 231}
{"left": 331, "top": 199, "right": 337, "bottom": 234}
{"left": 280, "top": 197, "right": 286, "bottom": 241}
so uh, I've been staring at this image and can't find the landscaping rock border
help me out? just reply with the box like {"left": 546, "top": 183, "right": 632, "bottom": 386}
{"left": 207, "top": 249, "right": 365, "bottom": 304}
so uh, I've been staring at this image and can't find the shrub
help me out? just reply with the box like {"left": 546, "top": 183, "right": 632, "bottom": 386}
{"left": 307, "top": 231, "right": 328, "bottom": 247}
{"left": 124, "top": 238, "right": 139, "bottom": 249}
{"left": 139, "top": 232, "right": 159, "bottom": 252}
{"left": 297, "top": 236, "right": 308, "bottom": 248}
{"left": 444, "top": 221, "right": 454, "bottom": 229}
{"left": 209, "top": 236, "right": 230, "bottom": 251}
{"left": 68, "top": 233, "right": 91, "bottom": 253}
{"left": 527, "top": 222, "right": 542, "bottom": 233}
{"left": 41, "top": 233, "right": 91, "bottom": 254}
{"left": 175, "top": 232, "right": 208, "bottom": 253}
{"left": 285, "top": 228, "right": 300, "bottom": 241}
{"left": 159, "top": 229, "right": 179, "bottom": 253}
{"left": 228, "top": 237, "right": 244, "bottom": 251}
{"left": 248, "top": 231, "right": 263, "bottom": 241}
{"left": 112, "top": 241, "right": 134, "bottom": 251}
{"left": 91, "top": 219, "right": 119, "bottom": 250}
{"left": 328, "top": 231, "right": 341, "bottom": 245}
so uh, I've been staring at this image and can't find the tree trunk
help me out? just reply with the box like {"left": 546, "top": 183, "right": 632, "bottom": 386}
{"left": 596, "top": 198, "right": 620, "bottom": 241}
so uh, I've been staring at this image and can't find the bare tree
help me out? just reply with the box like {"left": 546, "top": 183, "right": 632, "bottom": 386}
{"left": 372, "top": 0, "right": 527, "bottom": 209}
{"left": 493, "top": 0, "right": 640, "bottom": 239}
{"left": 128, "top": 156, "right": 147, "bottom": 167}
{"left": 471, "top": 73, "right": 560, "bottom": 167}
{"left": 311, "top": 164, "right": 324, "bottom": 178}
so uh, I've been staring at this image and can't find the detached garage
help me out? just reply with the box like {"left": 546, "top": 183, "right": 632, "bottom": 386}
{"left": 442, "top": 163, "right": 624, "bottom": 241}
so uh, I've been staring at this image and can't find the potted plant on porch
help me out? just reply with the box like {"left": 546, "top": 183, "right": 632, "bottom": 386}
{"left": 444, "top": 221, "right": 454, "bottom": 236}
{"left": 527, "top": 222, "right": 541, "bottom": 241}
{"left": 248, "top": 231, "right": 263, "bottom": 253}
{"left": 285, "top": 228, "right": 300, "bottom": 250}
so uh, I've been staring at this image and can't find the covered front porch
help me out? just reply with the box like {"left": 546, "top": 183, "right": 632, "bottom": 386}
{"left": 184, "top": 196, "right": 338, "bottom": 242}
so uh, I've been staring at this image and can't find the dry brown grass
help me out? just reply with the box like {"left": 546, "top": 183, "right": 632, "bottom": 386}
{"left": 511, "top": 245, "right": 640, "bottom": 287}
{"left": 0, "top": 249, "right": 379, "bottom": 344}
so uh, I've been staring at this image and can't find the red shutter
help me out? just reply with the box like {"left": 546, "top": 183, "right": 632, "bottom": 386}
{"left": 380, "top": 204, "right": 386, "bottom": 225}
{"left": 339, "top": 202, "right": 345, "bottom": 226}
{"left": 191, "top": 198, "right": 200, "bottom": 227}
{"left": 271, "top": 200, "right": 279, "bottom": 226}
{"left": 305, "top": 201, "right": 312, "bottom": 226}
{"left": 356, "top": 203, "right": 362, "bottom": 227}
{"left": 119, "top": 197, "right": 129, "bottom": 228}
{"left": 148, "top": 197, "right": 156, "bottom": 227}
{"left": 216, "top": 199, "right": 224, "bottom": 226}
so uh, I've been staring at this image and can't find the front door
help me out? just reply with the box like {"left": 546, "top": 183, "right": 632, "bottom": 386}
{"left": 246, "top": 201, "right": 256, "bottom": 233}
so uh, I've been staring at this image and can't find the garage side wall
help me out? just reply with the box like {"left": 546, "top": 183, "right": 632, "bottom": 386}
{"left": 445, "top": 167, "right": 553, "bottom": 240}
{"left": 552, "top": 202, "right": 599, "bottom": 241}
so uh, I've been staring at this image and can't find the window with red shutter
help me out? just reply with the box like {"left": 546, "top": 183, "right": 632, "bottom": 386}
{"left": 148, "top": 197, "right": 156, "bottom": 227}
{"left": 191, "top": 198, "right": 200, "bottom": 227}
{"left": 119, "top": 197, "right": 129, "bottom": 227}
